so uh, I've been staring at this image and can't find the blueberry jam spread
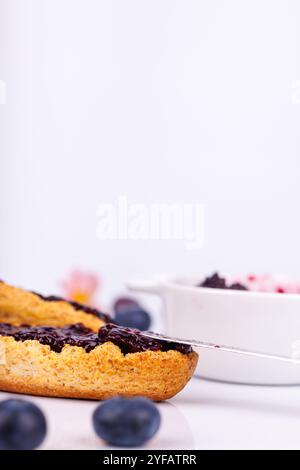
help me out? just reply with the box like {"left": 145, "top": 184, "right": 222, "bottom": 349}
{"left": 33, "top": 292, "right": 112, "bottom": 323}
{"left": 98, "top": 324, "right": 192, "bottom": 354}
{"left": 0, "top": 323, "right": 192, "bottom": 355}
{"left": 199, "top": 272, "right": 248, "bottom": 291}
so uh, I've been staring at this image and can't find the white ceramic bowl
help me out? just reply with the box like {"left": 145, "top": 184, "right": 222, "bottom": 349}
{"left": 128, "top": 276, "right": 300, "bottom": 385}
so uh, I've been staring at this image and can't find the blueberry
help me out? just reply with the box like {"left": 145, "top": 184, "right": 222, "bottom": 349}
{"left": 113, "top": 297, "right": 151, "bottom": 330}
{"left": 93, "top": 397, "right": 161, "bottom": 447}
{"left": 0, "top": 399, "right": 47, "bottom": 450}
{"left": 115, "top": 308, "right": 151, "bottom": 331}
{"left": 113, "top": 297, "right": 140, "bottom": 314}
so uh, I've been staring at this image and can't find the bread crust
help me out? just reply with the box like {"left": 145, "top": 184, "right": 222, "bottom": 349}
{"left": 0, "top": 336, "right": 198, "bottom": 401}
{"left": 0, "top": 282, "right": 104, "bottom": 332}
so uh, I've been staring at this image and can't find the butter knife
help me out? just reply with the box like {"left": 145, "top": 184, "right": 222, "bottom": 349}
{"left": 141, "top": 331, "right": 300, "bottom": 364}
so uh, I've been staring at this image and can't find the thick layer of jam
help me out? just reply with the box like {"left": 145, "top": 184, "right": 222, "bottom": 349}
{"left": 98, "top": 324, "right": 192, "bottom": 354}
{"left": 0, "top": 323, "right": 192, "bottom": 355}
{"left": 0, "top": 323, "right": 98, "bottom": 353}
{"left": 33, "top": 292, "right": 112, "bottom": 323}
{"left": 200, "top": 272, "right": 248, "bottom": 291}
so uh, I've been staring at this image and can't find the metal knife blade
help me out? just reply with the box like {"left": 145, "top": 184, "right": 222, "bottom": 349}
{"left": 141, "top": 331, "right": 300, "bottom": 365}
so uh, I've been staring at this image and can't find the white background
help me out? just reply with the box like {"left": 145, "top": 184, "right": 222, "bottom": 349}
{"left": 1, "top": 0, "right": 300, "bottom": 305}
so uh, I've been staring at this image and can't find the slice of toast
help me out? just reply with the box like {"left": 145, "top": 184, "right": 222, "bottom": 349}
{"left": 0, "top": 330, "right": 198, "bottom": 401}
{"left": 0, "top": 281, "right": 111, "bottom": 332}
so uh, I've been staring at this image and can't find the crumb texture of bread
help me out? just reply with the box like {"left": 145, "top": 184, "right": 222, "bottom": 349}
{"left": 0, "top": 337, "right": 198, "bottom": 401}
{"left": 0, "top": 282, "right": 104, "bottom": 332}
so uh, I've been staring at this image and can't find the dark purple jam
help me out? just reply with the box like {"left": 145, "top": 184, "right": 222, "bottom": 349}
{"left": 228, "top": 282, "right": 248, "bottom": 291}
{"left": 33, "top": 292, "right": 112, "bottom": 323}
{"left": 199, "top": 272, "right": 248, "bottom": 291}
{"left": 0, "top": 323, "right": 192, "bottom": 355}
{"left": 0, "top": 323, "right": 99, "bottom": 353}
{"left": 200, "top": 272, "right": 227, "bottom": 289}
{"left": 98, "top": 323, "right": 192, "bottom": 354}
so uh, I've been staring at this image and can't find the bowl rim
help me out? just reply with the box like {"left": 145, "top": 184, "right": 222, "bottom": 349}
{"left": 164, "top": 276, "right": 300, "bottom": 301}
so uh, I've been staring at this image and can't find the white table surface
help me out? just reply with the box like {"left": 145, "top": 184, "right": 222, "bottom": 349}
{"left": 1, "top": 377, "right": 299, "bottom": 450}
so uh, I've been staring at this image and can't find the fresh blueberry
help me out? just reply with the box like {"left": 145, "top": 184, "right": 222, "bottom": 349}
{"left": 115, "top": 308, "right": 151, "bottom": 331}
{"left": 113, "top": 297, "right": 140, "bottom": 314}
{"left": 113, "top": 297, "right": 151, "bottom": 330}
{"left": 93, "top": 397, "right": 161, "bottom": 447}
{"left": 0, "top": 399, "right": 47, "bottom": 450}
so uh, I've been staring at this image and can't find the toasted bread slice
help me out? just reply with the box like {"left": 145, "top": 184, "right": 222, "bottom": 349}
{"left": 0, "top": 281, "right": 110, "bottom": 332}
{"left": 0, "top": 335, "right": 198, "bottom": 401}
